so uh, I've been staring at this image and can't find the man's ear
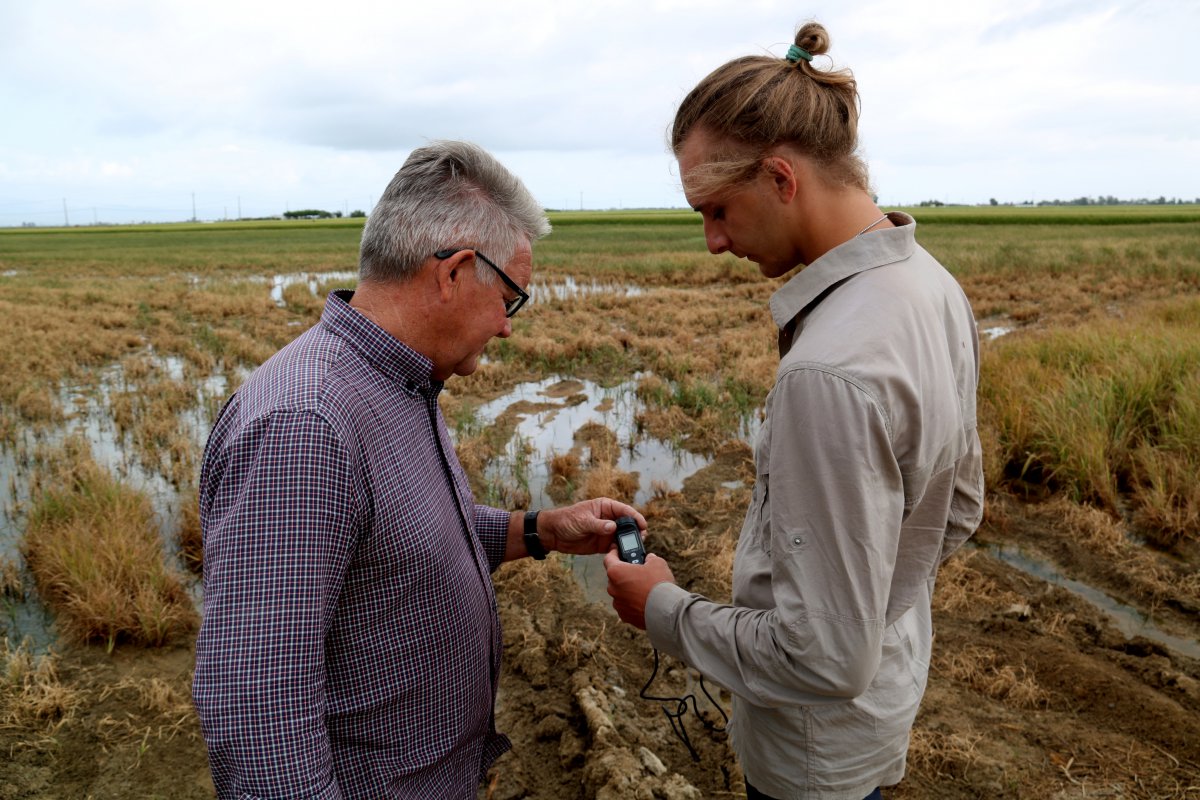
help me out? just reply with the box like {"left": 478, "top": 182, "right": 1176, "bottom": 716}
{"left": 762, "top": 156, "right": 798, "bottom": 204}
{"left": 433, "top": 250, "right": 473, "bottom": 303}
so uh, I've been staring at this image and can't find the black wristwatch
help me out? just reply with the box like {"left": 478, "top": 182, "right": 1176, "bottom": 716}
{"left": 523, "top": 510, "right": 547, "bottom": 560}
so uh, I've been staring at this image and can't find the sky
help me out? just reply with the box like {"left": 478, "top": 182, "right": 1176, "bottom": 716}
{"left": 1, "top": 0, "right": 1197, "bottom": 227}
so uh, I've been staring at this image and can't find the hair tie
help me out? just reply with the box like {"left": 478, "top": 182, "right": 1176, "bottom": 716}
{"left": 785, "top": 44, "right": 813, "bottom": 63}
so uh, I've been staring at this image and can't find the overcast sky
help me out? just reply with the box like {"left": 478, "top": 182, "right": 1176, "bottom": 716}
{"left": 1, "top": 0, "right": 1196, "bottom": 226}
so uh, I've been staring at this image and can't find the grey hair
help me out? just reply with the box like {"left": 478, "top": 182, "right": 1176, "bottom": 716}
{"left": 358, "top": 140, "right": 551, "bottom": 285}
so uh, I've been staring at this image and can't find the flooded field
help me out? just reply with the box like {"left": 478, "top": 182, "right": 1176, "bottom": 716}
{"left": 1, "top": 209, "right": 1199, "bottom": 798}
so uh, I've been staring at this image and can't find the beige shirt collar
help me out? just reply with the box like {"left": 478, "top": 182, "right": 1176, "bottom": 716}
{"left": 769, "top": 211, "right": 917, "bottom": 331}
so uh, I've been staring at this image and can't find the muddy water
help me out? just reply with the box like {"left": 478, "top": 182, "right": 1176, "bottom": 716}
{"left": 470, "top": 377, "right": 711, "bottom": 604}
{"left": 0, "top": 355, "right": 236, "bottom": 649}
{"left": 473, "top": 376, "right": 709, "bottom": 509}
{"left": 247, "top": 271, "right": 640, "bottom": 310}
{"left": 528, "top": 277, "right": 644, "bottom": 301}
{"left": 984, "top": 543, "right": 1200, "bottom": 659}
{"left": 978, "top": 314, "right": 1017, "bottom": 340}
{"left": 267, "top": 271, "right": 357, "bottom": 307}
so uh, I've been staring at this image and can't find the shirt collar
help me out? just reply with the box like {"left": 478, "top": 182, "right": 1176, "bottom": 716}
{"left": 769, "top": 211, "right": 917, "bottom": 330}
{"left": 321, "top": 289, "right": 442, "bottom": 394}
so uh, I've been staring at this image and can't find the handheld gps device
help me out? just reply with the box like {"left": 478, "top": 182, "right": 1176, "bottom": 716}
{"left": 615, "top": 516, "right": 646, "bottom": 564}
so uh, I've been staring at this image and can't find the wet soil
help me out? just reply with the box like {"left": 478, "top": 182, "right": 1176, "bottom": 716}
{"left": 3, "top": 451, "right": 1198, "bottom": 799}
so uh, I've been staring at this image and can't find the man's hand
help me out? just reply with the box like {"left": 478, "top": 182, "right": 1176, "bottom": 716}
{"left": 603, "top": 550, "right": 675, "bottom": 630}
{"left": 539, "top": 498, "right": 646, "bottom": 556}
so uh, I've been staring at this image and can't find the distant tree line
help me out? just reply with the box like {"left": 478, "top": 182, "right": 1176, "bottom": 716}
{"left": 1020, "top": 196, "right": 1199, "bottom": 207}
{"left": 917, "top": 196, "right": 1199, "bottom": 208}
{"left": 282, "top": 209, "right": 367, "bottom": 219}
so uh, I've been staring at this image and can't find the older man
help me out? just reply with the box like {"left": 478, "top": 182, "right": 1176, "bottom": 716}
{"left": 194, "top": 141, "right": 644, "bottom": 799}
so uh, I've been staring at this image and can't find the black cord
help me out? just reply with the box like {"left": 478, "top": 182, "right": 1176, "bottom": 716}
{"left": 639, "top": 649, "right": 729, "bottom": 762}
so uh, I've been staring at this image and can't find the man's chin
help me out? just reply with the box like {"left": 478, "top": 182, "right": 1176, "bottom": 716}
{"left": 452, "top": 355, "right": 482, "bottom": 379}
{"left": 756, "top": 258, "right": 800, "bottom": 280}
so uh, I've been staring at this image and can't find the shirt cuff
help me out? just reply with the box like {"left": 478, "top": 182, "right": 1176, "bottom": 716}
{"left": 644, "top": 582, "right": 695, "bottom": 663}
{"left": 474, "top": 505, "right": 511, "bottom": 571}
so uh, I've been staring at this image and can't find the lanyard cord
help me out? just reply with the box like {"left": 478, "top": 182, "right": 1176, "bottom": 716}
{"left": 639, "top": 649, "right": 729, "bottom": 762}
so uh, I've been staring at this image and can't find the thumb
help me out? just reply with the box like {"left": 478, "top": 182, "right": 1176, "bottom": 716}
{"left": 602, "top": 548, "right": 621, "bottom": 572}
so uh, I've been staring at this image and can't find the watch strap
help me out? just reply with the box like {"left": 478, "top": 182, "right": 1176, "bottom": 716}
{"left": 523, "top": 510, "right": 547, "bottom": 560}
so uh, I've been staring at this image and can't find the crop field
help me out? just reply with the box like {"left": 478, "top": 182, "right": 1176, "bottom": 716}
{"left": 1, "top": 206, "right": 1199, "bottom": 798}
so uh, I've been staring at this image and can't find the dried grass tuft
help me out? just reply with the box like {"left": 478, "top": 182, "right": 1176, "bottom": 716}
{"left": 575, "top": 422, "right": 620, "bottom": 467}
{"left": 935, "top": 645, "right": 1050, "bottom": 709}
{"left": 177, "top": 487, "right": 203, "bottom": 576}
{"left": 0, "top": 638, "right": 82, "bottom": 732}
{"left": 579, "top": 463, "right": 639, "bottom": 505}
{"left": 934, "top": 551, "right": 1025, "bottom": 615}
{"left": 22, "top": 438, "right": 199, "bottom": 650}
{"left": 0, "top": 558, "right": 24, "bottom": 599}
{"left": 906, "top": 725, "right": 985, "bottom": 780}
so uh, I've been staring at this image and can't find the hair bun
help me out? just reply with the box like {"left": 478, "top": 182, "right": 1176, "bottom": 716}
{"left": 795, "top": 22, "right": 830, "bottom": 57}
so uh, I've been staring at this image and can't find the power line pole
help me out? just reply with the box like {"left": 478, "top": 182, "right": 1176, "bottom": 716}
{"left": 62, "top": 198, "right": 69, "bottom": 227}
{"left": 238, "top": 196, "right": 242, "bottom": 220}
{"left": 192, "top": 192, "right": 197, "bottom": 222}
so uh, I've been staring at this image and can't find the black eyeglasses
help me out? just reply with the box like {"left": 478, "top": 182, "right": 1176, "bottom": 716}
{"left": 434, "top": 248, "right": 529, "bottom": 318}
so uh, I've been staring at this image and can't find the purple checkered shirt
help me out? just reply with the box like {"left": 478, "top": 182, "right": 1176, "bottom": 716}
{"left": 194, "top": 289, "right": 512, "bottom": 799}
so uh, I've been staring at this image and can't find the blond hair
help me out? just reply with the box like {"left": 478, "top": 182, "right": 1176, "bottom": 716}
{"left": 672, "top": 22, "right": 868, "bottom": 196}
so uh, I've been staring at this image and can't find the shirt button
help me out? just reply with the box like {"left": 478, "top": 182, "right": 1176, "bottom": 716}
{"left": 792, "top": 537, "right": 803, "bottom": 546}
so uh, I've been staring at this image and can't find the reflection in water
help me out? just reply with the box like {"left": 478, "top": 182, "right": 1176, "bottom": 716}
{"left": 977, "top": 315, "right": 1016, "bottom": 341}
{"left": 271, "top": 272, "right": 357, "bottom": 307}
{"left": 983, "top": 543, "right": 1200, "bottom": 659}
{"left": 0, "top": 353, "right": 239, "bottom": 649}
{"left": 528, "top": 277, "right": 644, "bottom": 302}
{"left": 246, "top": 271, "right": 358, "bottom": 307}
{"left": 471, "top": 376, "right": 709, "bottom": 510}
{"left": 468, "top": 377, "right": 711, "bottom": 605}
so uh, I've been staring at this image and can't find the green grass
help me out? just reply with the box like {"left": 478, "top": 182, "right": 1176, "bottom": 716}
{"left": 4, "top": 205, "right": 1199, "bottom": 279}
{"left": 981, "top": 297, "right": 1200, "bottom": 546}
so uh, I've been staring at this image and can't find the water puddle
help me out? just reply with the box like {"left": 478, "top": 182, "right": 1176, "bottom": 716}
{"left": 237, "top": 271, "right": 358, "bottom": 307}
{"left": 983, "top": 543, "right": 1200, "bottom": 659}
{"left": 467, "top": 376, "right": 710, "bottom": 604}
{"left": 529, "top": 277, "right": 644, "bottom": 301}
{"left": 982, "top": 326, "right": 1013, "bottom": 340}
{"left": 1, "top": 353, "right": 237, "bottom": 648}
{"left": 978, "top": 315, "right": 1016, "bottom": 340}
{"left": 473, "top": 376, "right": 710, "bottom": 508}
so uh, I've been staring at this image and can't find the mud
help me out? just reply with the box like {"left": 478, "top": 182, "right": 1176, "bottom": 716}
{"left": 3, "top": 431, "right": 1199, "bottom": 799}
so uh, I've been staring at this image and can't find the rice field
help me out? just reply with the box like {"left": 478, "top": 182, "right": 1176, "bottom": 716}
{"left": 1, "top": 205, "right": 1198, "bottom": 798}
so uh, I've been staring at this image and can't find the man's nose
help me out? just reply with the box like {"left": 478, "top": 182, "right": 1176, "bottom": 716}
{"left": 704, "top": 220, "right": 730, "bottom": 254}
{"left": 497, "top": 317, "right": 513, "bottom": 338}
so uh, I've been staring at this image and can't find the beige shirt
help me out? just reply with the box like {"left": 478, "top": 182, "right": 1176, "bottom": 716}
{"left": 645, "top": 213, "right": 984, "bottom": 800}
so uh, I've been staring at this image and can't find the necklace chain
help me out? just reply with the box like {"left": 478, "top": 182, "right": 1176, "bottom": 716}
{"left": 855, "top": 214, "right": 889, "bottom": 237}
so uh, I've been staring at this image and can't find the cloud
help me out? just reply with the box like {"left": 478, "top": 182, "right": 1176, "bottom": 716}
{"left": 1, "top": 0, "right": 1197, "bottom": 225}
